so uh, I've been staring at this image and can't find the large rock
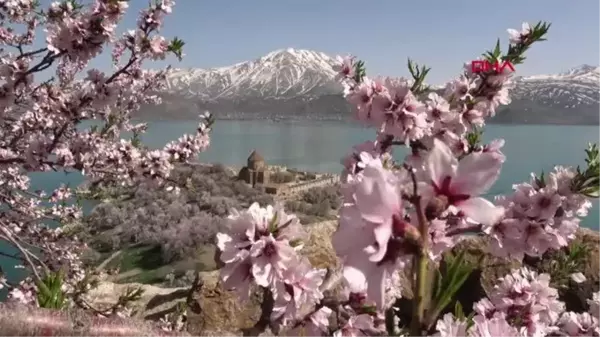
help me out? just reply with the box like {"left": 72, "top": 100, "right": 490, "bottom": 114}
{"left": 84, "top": 281, "right": 190, "bottom": 319}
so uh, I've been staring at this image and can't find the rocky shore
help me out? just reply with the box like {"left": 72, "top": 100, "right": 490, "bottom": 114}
{"left": 86, "top": 221, "right": 600, "bottom": 335}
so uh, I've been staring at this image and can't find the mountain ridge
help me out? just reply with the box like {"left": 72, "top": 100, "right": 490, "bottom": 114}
{"left": 140, "top": 49, "right": 599, "bottom": 125}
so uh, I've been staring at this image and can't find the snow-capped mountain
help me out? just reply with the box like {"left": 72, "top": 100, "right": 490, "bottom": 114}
{"left": 511, "top": 64, "right": 599, "bottom": 109}
{"left": 144, "top": 49, "right": 599, "bottom": 125}
{"left": 164, "top": 48, "right": 342, "bottom": 100}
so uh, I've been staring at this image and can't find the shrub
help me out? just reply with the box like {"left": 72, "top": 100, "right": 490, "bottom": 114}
{"left": 84, "top": 164, "right": 273, "bottom": 262}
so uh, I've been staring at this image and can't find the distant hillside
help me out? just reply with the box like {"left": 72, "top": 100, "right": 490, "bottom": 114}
{"left": 137, "top": 49, "right": 599, "bottom": 125}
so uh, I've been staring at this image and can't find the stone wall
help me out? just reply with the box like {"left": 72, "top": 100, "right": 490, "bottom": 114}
{"left": 286, "top": 176, "right": 340, "bottom": 194}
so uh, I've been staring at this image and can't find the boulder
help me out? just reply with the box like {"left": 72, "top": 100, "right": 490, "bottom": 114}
{"left": 84, "top": 281, "right": 190, "bottom": 319}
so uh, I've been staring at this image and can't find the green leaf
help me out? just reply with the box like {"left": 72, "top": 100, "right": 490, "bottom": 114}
{"left": 425, "top": 251, "right": 479, "bottom": 329}
{"left": 433, "top": 269, "right": 443, "bottom": 299}
{"left": 533, "top": 170, "right": 546, "bottom": 189}
{"left": 361, "top": 304, "right": 378, "bottom": 314}
{"left": 268, "top": 212, "right": 279, "bottom": 234}
{"left": 407, "top": 58, "right": 432, "bottom": 95}
{"left": 454, "top": 301, "right": 465, "bottom": 320}
{"left": 289, "top": 239, "right": 303, "bottom": 247}
{"left": 168, "top": 37, "right": 185, "bottom": 61}
{"left": 466, "top": 127, "right": 484, "bottom": 150}
{"left": 36, "top": 271, "right": 67, "bottom": 309}
{"left": 353, "top": 60, "right": 367, "bottom": 83}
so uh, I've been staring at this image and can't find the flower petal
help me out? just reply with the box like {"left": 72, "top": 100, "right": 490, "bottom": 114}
{"left": 333, "top": 206, "right": 374, "bottom": 258}
{"left": 251, "top": 256, "right": 272, "bottom": 287}
{"left": 354, "top": 164, "right": 400, "bottom": 223}
{"left": 425, "top": 138, "right": 457, "bottom": 187}
{"left": 369, "top": 222, "right": 392, "bottom": 262}
{"left": 452, "top": 151, "right": 503, "bottom": 196}
{"left": 571, "top": 272, "right": 587, "bottom": 283}
{"left": 457, "top": 197, "right": 504, "bottom": 226}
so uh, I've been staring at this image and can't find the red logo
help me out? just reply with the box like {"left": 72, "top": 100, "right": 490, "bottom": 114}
{"left": 471, "top": 60, "right": 515, "bottom": 74}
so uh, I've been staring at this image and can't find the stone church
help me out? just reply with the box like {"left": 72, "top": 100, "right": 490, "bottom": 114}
{"left": 238, "top": 150, "right": 270, "bottom": 187}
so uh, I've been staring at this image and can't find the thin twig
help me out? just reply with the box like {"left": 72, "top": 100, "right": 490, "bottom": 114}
{"left": 0, "top": 227, "right": 43, "bottom": 284}
{"left": 407, "top": 167, "right": 430, "bottom": 336}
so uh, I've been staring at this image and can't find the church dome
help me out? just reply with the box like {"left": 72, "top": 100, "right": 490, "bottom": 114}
{"left": 247, "top": 150, "right": 265, "bottom": 170}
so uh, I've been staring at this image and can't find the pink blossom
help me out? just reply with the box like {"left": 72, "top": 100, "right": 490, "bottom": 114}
{"left": 272, "top": 259, "right": 326, "bottom": 324}
{"left": 148, "top": 35, "right": 169, "bottom": 59}
{"left": 479, "top": 267, "right": 564, "bottom": 335}
{"left": 556, "top": 312, "right": 600, "bottom": 337}
{"left": 346, "top": 78, "right": 375, "bottom": 120}
{"left": 507, "top": 22, "right": 532, "bottom": 44}
{"left": 426, "top": 92, "right": 454, "bottom": 132}
{"left": 434, "top": 313, "right": 468, "bottom": 337}
{"left": 469, "top": 314, "right": 521, "bottom": 337}
{"left": 219, "top": 249, "right": 253, "bottom": 302}
{"left": 423, "top": 138, "right": 505, "bottom": 226}
{"left": 351, "top": 158, "right": 403, "bottom": 262}
{"left": 333, "top": 204, "right": 408, "bottom": 310}
{"left": 334, "top": 55, "right": 356, "bottom": 80}
{"left": 217, "top": 202, "right": 307, "bottom": 292}
{"left": 444, "top": 76, "right": 475, "bottom": 102}
{"left": 340, "top": 140, "right": 382, "bottom": 178}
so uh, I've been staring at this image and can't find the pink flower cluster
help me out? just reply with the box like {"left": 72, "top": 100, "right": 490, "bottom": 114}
{"left": 330, "top": 21, "right": 594, "bottom": 318}
{"left": 334, "top": 136, "right": 506, "bottom": 310}
{"left": 213, "top": 21, "right": 596, "bottom": 336}
{"left": 216, "top": 202, "right": 328, "bottom": 328}
{"left": 436, "top": 268, "right": 599, "bottom": 337}
{"left": 217, "top": 201, "right": 411, "bottom": 336}
{"left": 489, "top": 166, "right": 593, "bottom": 260}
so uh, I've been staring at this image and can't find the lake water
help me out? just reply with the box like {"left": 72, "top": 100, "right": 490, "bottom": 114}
{"left": 2, "top": 120, "right": 598, "bottom": 289}
{"left": 30, "top": 119, "right": 600, "bottom": 228}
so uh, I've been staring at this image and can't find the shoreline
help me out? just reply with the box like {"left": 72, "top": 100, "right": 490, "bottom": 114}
{"left": 132, "top": 116, "right": 600, "bottom": 127}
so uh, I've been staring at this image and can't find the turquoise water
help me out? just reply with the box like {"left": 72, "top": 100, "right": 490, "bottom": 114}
{"left": 30, "top": 120, "right": 600, "bottom": 227}
{"left": 138, "top": 120, "right": 600, "bottom": 229}
{"left": 2, "top": 121, "right": 598, "bottom": 288}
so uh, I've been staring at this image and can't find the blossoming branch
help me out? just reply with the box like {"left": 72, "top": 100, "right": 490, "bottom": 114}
{"left": 215, "top": 21, "right": 600, "bottom": 336}
{"left": 0, "top": 0, "right": 212, "bottom": 330}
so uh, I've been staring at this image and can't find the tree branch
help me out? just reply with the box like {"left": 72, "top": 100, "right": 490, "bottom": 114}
{"left": 407, "top": 167, "right": 430, "bottom": 336}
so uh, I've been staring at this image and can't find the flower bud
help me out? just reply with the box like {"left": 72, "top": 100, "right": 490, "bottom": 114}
{"left": 392, "top": 214, "right": 421, "bottom": 243}
{"left": 349, "top": 292, "right": 368, "bottom": 310}
{"left": 425, "top": 195, "right": 449, "bottom": 220}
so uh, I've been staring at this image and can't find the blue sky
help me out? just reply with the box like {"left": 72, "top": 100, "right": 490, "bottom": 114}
{"left": 85, "top": 1, "right": 599, "bottom": 84}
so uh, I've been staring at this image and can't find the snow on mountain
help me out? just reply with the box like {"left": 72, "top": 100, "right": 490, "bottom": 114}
{"left": 510, "top": 64, "right": 599, "bottom": 108}
{"left": 164, "top": 48, "right": 342, "bottom": 100}
{"left": 163, "top": 49, "right": 599, "bottom": 113}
